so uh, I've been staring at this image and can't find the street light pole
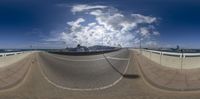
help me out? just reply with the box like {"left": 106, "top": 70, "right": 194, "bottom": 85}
{"left": 102, "top": 32, "right": 104, "bottom": 47}
{"left": 140, "top": 37, "right": 142, "bottom": 54}
{"left": 181, "top": 49, "right": 183, "bottom": 71}
{"left": 63, "top": 41, "right": 66, "bottom": 49}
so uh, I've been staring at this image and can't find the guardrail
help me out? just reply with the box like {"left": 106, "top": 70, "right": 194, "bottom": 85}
{"left": 0, "top": 52, "right": 24, "bottom": 57}
{"left": 138, "top": 49, "right": 200, "bottom": 69}
{"left": 144, "top": 49, "right": 200, "bottom": 58}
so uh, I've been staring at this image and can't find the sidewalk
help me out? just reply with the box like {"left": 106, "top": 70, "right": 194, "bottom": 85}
{"left": 0, "top": 54, "right": 33, "bottom": 89}
{"left": 133, "top": 52, "right": 200, "bottom": 91}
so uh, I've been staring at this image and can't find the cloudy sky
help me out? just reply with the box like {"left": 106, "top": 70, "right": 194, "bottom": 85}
{"left": 0, "top": 0, "right": 200, "bottom": 49}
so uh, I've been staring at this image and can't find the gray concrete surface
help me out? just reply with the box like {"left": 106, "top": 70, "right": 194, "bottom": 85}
{"left": 38, "top": 51, "right": 129, "bottom": 89}
{"left": 1, "top": 49, "right": 200, "bottom": 99}
{"left": 137, "top": 49, "right": 200, "bottom": 69}
{"left": 0, "top": 52, "right": 33, "bottom": 90}
{"left": 133, "top": 50, "right": 200, "bottom": 91}
{"left": 0, "top": 52, "right": 32, "bottom": 67}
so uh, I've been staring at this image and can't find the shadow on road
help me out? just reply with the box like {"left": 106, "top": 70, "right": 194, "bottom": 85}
{"left": 103, "top": 52, "right": 140, "bottom": 80}
{"left": 123, "top": 74, "right": 140, "bottom": 79}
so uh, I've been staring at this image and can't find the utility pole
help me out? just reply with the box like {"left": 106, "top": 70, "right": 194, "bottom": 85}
{"left": 102, "top": 32, "right": 104, "bottom": 47}
{"left": 102, "top": 32, "right": 104, "bottom": 52}
{"left": 181, "top": 49, "right": 183, "bottom": 71}
{"left": 140, "top": 37, "right": 142, "bottom": 54}
{"left": 63, "top": 41, "right": 67, "bottom": 49}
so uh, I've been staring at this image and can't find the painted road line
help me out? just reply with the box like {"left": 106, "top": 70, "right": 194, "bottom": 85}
{"left": 106, "top": 57, "right": 129, "bottom": 60}
{"left": 47, "top": 53, "right": 129, "bottom": 62}
{"left": 47, "top": 53, "right": 105, "bottom": 61}
{"left": 37, "top": 53, "right": 131, "bottom": 91}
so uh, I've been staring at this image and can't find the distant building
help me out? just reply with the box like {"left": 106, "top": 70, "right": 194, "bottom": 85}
{"left": 65, "top": 44, "right": 118, "bottom": 52}
{"left": 65, "top": 44, "right": 89, "bottom": 52}
{"left": 88, "top": 45, "right": 117, "bottom": 51}
{"left": 76, "top": 44, "right": 89, "bottom": 52}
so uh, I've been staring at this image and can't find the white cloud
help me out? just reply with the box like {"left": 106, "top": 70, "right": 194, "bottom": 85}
{"left": 131, "top": 14, "right": 157, "bottom": 24}
{"left": 153, "top": 31, "right": 160, "bottom": 35}
{"left": 71, "top": 4, "right": 107, "bottom": 14}
{"left": 140, "top": 27, "right": 150, "bottom": 37}
{"left": 48, "top": 4, "right": 159, "bottom": 48}
{"left": 67, "top": 18, "right": 85, "bottom": 32}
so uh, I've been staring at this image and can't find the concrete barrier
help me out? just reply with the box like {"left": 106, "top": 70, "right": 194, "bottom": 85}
{"left": 48, "top": 49, "right": 121, "bottom": 56}
{"left": 0, "top": 51, "right": 32, "bottom": 67}
{"left": 0, "top": 52, "right": 23, "bottom": 56}
{"left": 133, "top": 49, "right": 200, "bottom": 69}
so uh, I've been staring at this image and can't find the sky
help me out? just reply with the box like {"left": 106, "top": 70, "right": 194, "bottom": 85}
{"left": 0, "top": 0, "right": 200, "bottom": 49}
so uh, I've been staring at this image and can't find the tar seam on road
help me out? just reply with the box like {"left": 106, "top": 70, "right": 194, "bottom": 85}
{"left": 37, "top": 53, "right": 131, "bottom": 91}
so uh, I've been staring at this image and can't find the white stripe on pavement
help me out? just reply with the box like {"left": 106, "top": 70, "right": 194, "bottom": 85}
{"left": 47, "top": 53, "right": 129, "bottom": 61}
{"left": 37, "top": 54, "right": 131, "bottom": 91}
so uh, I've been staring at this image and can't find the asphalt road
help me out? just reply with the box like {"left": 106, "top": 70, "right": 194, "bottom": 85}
{"left": 1, "top": 49, "right": 200, "bottom": 99}
{"left": 38, "top": 49, "right": 129, "bottom": 90}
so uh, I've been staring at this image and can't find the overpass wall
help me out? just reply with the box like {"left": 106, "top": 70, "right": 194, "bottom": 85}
{"left": 0, "top": 52, "right": 32, "bottom": 67}
{"left": 132, "top": 49, "right": 200, "bottom": 69}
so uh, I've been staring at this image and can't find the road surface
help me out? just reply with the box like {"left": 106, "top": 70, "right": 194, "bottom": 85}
{"left": 0, "top": 49, "right": 200, "bottom": 99}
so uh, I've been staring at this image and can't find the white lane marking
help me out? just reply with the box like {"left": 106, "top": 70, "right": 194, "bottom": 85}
{"left": 106, "top": 57, "right": 129, "bottom": 60}
{"left": 37, "top": 53, "right": 131, "bottom": 91}
{"left": 47, "top": 53, "right": 129, "bottom": 61}
{"left": 48, "top": 54, "right": 105, "bottom": 61}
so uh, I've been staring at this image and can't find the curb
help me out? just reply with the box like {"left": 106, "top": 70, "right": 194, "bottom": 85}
{"left": 133, "top": 51, "right": 200, "bottom": 92}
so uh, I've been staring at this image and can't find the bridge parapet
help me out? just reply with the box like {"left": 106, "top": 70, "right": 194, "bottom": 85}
{"left": 0, "top": 51, "right": 32, "bottom": 67}
{"left": 0, "top": 52, "right": 24, "bottom": 57}
{"left": 133, "top": 49, "right": 200, "bottom": 69}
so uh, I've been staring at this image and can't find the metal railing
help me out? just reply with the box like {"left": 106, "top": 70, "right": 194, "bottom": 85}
{"left": 145, "top": 49, "right": 200, "bottom": 58}
{"left": 139, "top": 49, "right": 200, "bottom": 69}
{"left": 0, "top": 52, "right": 23, "bottom": 57}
